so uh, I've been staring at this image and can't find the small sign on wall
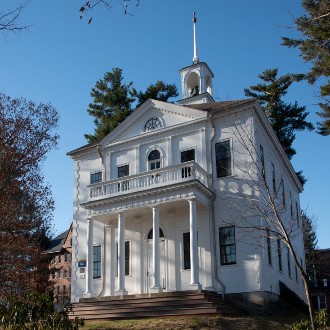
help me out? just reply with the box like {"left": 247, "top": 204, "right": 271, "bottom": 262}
{"left": 78, "top": 260, "right": 86, "bottom": 267}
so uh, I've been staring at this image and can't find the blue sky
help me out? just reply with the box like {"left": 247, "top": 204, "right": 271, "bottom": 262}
{"left": 1, "top": 0, "right": 329, "bottom": 248}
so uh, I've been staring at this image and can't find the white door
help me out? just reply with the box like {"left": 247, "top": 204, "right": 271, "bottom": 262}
{"left": 146, "top": 239, "right": 166, "bottom": 292}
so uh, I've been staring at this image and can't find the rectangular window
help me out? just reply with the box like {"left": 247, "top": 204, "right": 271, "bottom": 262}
{"left": 181, "top": 149, "right": 195, "bottom": 178}
{"left": 93, "top": 245, "right": 101, "bottom": 279}
{"left": 64, "top": 269, "right": 67, "bottom": 278}
{"left": 118, "top": 165, "right": 129, "bottom": 191}
{"left": 58, "top": 254, "right": 62, "bottom": 263}
{"left": 272, "top": 163, "right": 276, "bottom": 195}
{"left": 183, "top": 232, "right": 190, "bottom": 270}
{"left": 290, "top": 192, "right": 293, "bottom": 219}
{"left": 318, "top": 295, "right": 327, "bottom": 310}
{"left": 219, "top": 226, "right": 236, "bottom": 265}
{"left": 90, "top": 171, "right": 102, "bottom": 184}
{"left": 267, "top": 228, "right": 272, "bottom": 265}
{"left": 116, "top": 241, "right": 130, "bottom": 276}
{"left": 296, "top": 202, "right": 300, "bottom": 226}
{"left": 287, "top": 247, "right": 291, "bottom": 277}
{"left": 277, "top": 239, "right": 282, "bottom": 271}
{"left": 215, "top": 141, "right": 232, "bottom": 178}
{"left": 281, "top": 179, "right": 286, "bottom": 207}
{"left": 64, "top": 252, "right": 68, "bottom": 263}
{"left": 260, "top": 145, "right": 265, "bottom": 180}
{"left": 57, "top": 270, "right": 61, "bottom": 278}
{"left": 295, "top": 265, "right": 298, "bottom": 282}
{"left": 181, "top": 149, "right": 195, "bottom": 163}
{"left": 63, "top": 285, "right": 66, "bottom": 294}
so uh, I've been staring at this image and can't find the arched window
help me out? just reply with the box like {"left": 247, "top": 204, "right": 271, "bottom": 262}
{"left": 148, "top": 149, "right": 161, "bottom": 170}
{"left": 147, "top": 228, "right": 165, "bottom": 240}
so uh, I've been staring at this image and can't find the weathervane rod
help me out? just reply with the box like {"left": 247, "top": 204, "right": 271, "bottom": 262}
{"left": 193, "top": 12, "right": 199, "bottom": 64}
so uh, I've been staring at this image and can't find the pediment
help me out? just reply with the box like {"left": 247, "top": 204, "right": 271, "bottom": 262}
{"left": 101, "top": 99, "right": 207, "bottom": 146}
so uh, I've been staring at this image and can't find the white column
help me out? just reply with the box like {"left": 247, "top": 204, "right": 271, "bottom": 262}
{"left": 84, "top": 218, "right": 94, "bottom": 298}
{"left": 150, "top": 205, "right": 162, "bottom": 292}
{"left": 115, "top": 212, "right": 127, "bottom": 296}
{"left": 189, "top": 199, "right": 201, "bottom": 289}
{"left": 104, "top": 225, "right": 111, "bottom": 296}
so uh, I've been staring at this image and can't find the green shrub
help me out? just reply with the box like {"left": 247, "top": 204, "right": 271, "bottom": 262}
{"left": 314, "top": 309, "right": 329, "bottom": 329}
{"left": 0, "top": 291, "right": 84, "bottom": 330}
{"left": 291, "top": 319, "right": 311, "bottom": 330}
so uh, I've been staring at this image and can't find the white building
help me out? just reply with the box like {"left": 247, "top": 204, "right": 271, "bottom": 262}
{"left": 68, "top": 16, "right": 306, "bottom": 307}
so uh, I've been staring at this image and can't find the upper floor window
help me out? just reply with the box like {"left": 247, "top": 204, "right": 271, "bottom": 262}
{"left": 181, "top": 149, "right": 195, "bottom": 163}
{"left": 281, "top": 179, "right": 286, "bottom": 207}
{"left": 272, "top": 163, "right": 276, "bottom": 195}
{"left": 58, "top": 254, "right": 62, "bottom": 264}
{"left": 118, "top": 164, "right": 129, "bottom": 191}
{"left": 296, "top": 202, "right": 300, "bottom": 226}
{"left": 277, "top": 239, "right": 282, "bottom": 272}
{"left": 91, "top": 171, "right": 102, "bottom": 184}
{"left": 215, "top": 140, "right": 232, "bottom": 178}
{"left": 266, "top": 228, "right": 272, "bottom": 266}
{"left": 64, "top": 252, "right": 68, "bottom": 263}
{"left": 260, "top": 145, "right": 265, "bottom": 180}
{"left": 143, "top": 117, "right": 162, "bottom": 132}
{"left": 219, "top": 226, "right": 236, "bottom": 265}
{"left": 148, "top": 150, "right": 161, "bottom": 170}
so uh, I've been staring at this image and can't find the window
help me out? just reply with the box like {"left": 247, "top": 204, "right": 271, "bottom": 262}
{"left": 281, "top": 179, "right": 286, "bottom": 207}
{"left": 287, "top": 247, "right": 291, "bottom": 277}
{"left": 57, "top": 270, "right": 61, "bottom": 278}
{"left": 118, "top": 165, "right": 129, "bottom": 191}
{"left": 296, "top": 202, "right": 300, "bottom": 226}
{"left": 90, "top": 171, "right": 102, "bottom": 184}
{"left": 125, "top": 241, "right": 130, "bottom": 276}
{"left": 58, "top": 254, "right": 62, "bottom": 263}
{"left": 324, "top": 279, "right": 328, "bottom": 287}
{"left": 219, "top": 226, "right": 236, "bottom": 265}
{"left": 148, "top": 150, "right": 161, "bottom": 170}
{"left": 64, "top": 252, "right": 68, "bottom": 263}
{"left": 215, "top": 140, "right": 232, "bottom": 178}
{"left": 183, "top": 232, "right": 190, "bottom": 270}
{"left": 290, "top": 192, "right": 293, "bottom": 219}
{"left": 266, "top": 228, "right": 272, "bottom": 265}
{"left": 277, "top": 239, "right": 282, "bottom": 271}
{"left": 272, "top": 163, "right": 276, "bottom": 195}
{"left": 181, "top": 149, "right": 195, "bottom": 163}
{"left": 260, "top": 145, "right": 265, "bottom": 180}
{"left": 143, "top": 117, "right": 162, "bottom": 132}
{"left": 147, "top": 228, "right": 165, "bottom": 240}
{"left": 57, "top": 286, "right": 60, "bottom": 295}
{"left": 295, "top": 265, "right": 298, "bottom": 282}
{"left": 70, "top": 238, "right": 73, "bottom": 247}
{"left": 63, "top": 285, "right": 66, "bottom": 294}
{"left": 318, "top": 295, "right": 327, "bottom": 310}
{"left": 64, "top": 269, "right": 67, "bottom": 278}
{"left": 93, "top": 245, "right": 101, "bottom": 279}
{"left": 115, "top": 241, "right": 130, "bottom": 276}
{"left": 181, "top": 149, "right": 195, "bottom": 178}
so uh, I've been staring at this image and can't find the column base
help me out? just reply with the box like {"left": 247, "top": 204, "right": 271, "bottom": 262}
{"left": 190, "top": 282, "right": 202, "bottom": 290}
{"left": 83, "top": 292, "right": 94, "bottom": 298}
{"left": 149, "top": 286, "right": 163, "bottom": 293}
{"left": 114, "top": 289, "right": 127, "bottom": 297}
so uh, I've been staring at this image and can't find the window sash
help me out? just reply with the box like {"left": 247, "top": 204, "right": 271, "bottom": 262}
{"left": 90, "top": 171, "right": 102, "bottom": 184}
{"left": 215, "top": 141, "right": 232, "bottom": 178}
{"left": 183, "top": 232, "right": 190, "bottom": 270}
{"left": 93, "top": 245, "right": 101, "bottom": 279}
{"left": 219, "top": 226, "right": 236, "bottom": 265}
{"left": 118, "top": 165, "right": 129, "bottom": 178}
{"left": 181, "top": 149, "right": 195, "bottom": 163}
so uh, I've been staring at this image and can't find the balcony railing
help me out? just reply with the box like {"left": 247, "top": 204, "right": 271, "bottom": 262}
{"left": 88, "top": 161, "right": 209, "bottom": 201}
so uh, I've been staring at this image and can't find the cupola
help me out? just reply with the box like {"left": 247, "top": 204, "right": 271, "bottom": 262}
{"left": 177, "top": 12, "right": 215, "bottom": 106}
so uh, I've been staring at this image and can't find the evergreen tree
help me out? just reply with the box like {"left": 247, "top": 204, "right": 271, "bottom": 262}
{"left": 245, "top": 68, "right": 314, "bottom": 160}
{"left": 85, "top": 68, "right": 135, "bottom": 143}
{"left": 134, "top": 81, "right": 178, "bottom": 108}
{"left": 282, "top": 0, "right": 330, "bottom": 136}
{"left": 302, "top": 211, "right": 318, "bottom": 281}
{"left": 85, "top": 69, "right": 178, "bottom": 143}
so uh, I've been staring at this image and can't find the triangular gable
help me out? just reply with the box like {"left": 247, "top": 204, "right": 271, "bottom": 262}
{"left": 101, "top": 99, "right": 208, "bottom": 146}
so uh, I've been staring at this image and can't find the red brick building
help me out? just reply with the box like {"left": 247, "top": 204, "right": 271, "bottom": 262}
{"left": 310, "top": 248, "right": 330, "bottom": 312}
{"left": 46, "top": 224, "right": 72, "bottom": 304}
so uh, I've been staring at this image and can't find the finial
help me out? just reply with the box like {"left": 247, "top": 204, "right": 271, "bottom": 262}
{"left": 192, "top": 12, "right": 199, "bottom": 64}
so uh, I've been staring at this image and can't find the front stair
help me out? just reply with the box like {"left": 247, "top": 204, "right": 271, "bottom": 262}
{"left": 70, "top": 291, "right": 247, "bottom": 320}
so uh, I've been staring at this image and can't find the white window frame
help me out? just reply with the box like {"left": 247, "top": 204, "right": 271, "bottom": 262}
{"left": 215, "top": 138, "right": 233, "bottom": 179}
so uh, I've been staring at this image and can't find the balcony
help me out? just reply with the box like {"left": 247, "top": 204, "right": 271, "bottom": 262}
{"left": 87, "top": 161, "right": 210, "bottom": 202}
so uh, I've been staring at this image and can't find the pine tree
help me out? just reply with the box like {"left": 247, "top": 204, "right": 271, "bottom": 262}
{"left": 282, "top": 0, "right": 330, "bottom": 135}
{"left": 135, "top": 81, "right": 178, "bottom": 108}
{"left": 85, "top": 68, "right": 135, "bottom": 143}
{"left": 85, "top": 69, "right": 178, "bottom": 143}
{"left": 245, "top": 68, "right": 314, "bottom": 159}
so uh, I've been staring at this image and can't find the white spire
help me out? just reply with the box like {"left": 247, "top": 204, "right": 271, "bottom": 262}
{"left": 192, "top": 12, "right": 199, "bottom": 64}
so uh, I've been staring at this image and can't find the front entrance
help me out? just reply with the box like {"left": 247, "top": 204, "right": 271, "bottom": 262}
{"left": 145, "top": 228, "right": 166, "bottom": 293}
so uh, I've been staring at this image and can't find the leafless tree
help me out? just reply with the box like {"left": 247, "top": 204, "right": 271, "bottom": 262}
{"left": 0, "top": 2, "right": 30, "bottom": 33}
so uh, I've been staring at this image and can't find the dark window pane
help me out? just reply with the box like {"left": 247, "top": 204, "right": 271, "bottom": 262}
{"left": 118, "top": 165, "right": 129, "bottom": 178}
{"left": 125, "top": 241, "right": 130, "bottom": 276}
{"left": 215, "top": 141, "right": 232, "bottom": 178}
{"left": 147, "top": 228, "right": 165, "bottom": 240}
{"left": 181, "top": 149, "right": 195, "bottom": 163}
{"left": 93, "top": 245, "right": 101, "bottom": 279}
{"left": 183, "top": 232, "right": 190, "bottom": 270}
{"left": 148, "top": 150, "right": 160, "bottom": 161}
{"left": 90, "top": 171, "right": 102, "bottom": 184}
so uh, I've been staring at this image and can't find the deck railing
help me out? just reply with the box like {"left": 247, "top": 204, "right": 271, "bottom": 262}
{"left": 88, "top": 161, "right": 209, "bottom": 201}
